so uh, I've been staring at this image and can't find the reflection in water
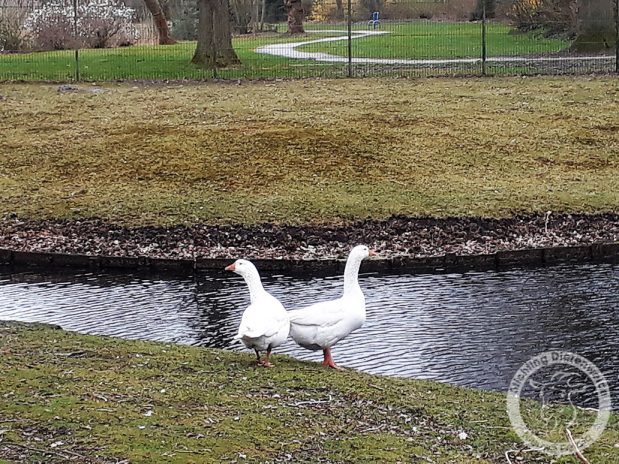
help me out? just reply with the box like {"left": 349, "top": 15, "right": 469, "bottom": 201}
{"left": 0, "top": 263, "right": 617, "bottom": 407}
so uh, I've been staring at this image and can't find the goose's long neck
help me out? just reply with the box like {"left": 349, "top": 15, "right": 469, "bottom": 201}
{"left": 343, "top": 256, "right": 363, "bottom": 296}
{"left": 243, "top": 272, "right": 266, "bottom": 303}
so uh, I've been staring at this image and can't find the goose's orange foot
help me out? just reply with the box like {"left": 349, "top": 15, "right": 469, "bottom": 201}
{"left": 322, "top": 348, "right": 344, "bottom": 370}
{"left": 258, "top": 349, "right": 274, "bottom": 368}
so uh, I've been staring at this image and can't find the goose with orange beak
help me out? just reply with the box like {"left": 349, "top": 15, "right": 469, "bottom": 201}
{"left": 226, "top": 259, "right": 290, "bottom": 368}
{"left": 288, "top": 245, "right": 376, "bottom": 369}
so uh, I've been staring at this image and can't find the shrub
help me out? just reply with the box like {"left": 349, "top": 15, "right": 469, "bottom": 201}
{"left": 0, "top": 6, "right": 29, "bottom": 51}
{"left": 24, "top": 0, "right": 139, "bottom": 50}
{"left": 25, "top": 8, "right": 77, "bottom": 50}
{"left": 507, "top": 0, "right": 577, "bottom": 36}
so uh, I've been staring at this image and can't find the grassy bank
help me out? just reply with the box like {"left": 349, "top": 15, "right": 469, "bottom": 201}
{"left": 0, "top": 77, "right": 618, "bottom": 227}
{"left": 0, "top": 322, "right": 617, "bottom": 463}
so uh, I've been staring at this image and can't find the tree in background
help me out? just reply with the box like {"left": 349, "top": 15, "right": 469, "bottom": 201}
{"left": 285, "top": 0, "right": 305, "bottom": 33}
{"left": 0, "top": 0, "right": 30, "bottom": 51}
{"left": 191, "top": 0, "right": 240, "bottom": 68}
{"left": 334, "top": 0, "right": 344, "bottom": 20}
{"left": 168, "top": 0, "right": 283, "bottom": 37}
{"left": 230, "top": 0, "right": 270, "bottom": 33}
{"left": 572, "top": 0, "right": 616, "bottom": 51}
{"left": 143, "top": 0, "right": 177, "bottom": 44}
{"left": 24, "top": 0, "right": 139, "bottom": 50}
{"left": 470, "top": 0, "right": 496, "bottom": 20}
{"left": 231, "top": 0, "right": 254, "bottom": 33}
{"left": 507, "top": 0, "right": 615, "bottom": 51}
{"left": 168, "top": 0, "right": 198, "bottom": 40}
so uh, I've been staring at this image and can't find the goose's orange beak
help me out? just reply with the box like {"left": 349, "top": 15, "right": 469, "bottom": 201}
{"left": 225, "top": 263, "right": 235, "bottom": 271}
{"left": 368, "top": 249, "right": 377, "bottom": 257}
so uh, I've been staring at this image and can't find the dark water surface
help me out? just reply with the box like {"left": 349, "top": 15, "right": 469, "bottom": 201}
{"left": 1, "top": 263, "right": 617, "bottom": 406}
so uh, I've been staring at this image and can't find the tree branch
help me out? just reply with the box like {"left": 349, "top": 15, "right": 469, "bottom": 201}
{"left": 565, "top": 428, "right": 590, "bottom": 464}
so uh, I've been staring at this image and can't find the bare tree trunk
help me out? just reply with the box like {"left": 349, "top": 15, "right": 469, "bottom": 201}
{"left": 143, "top": 0, "right": 177, "bottom": 45}
{"left": 335, "top": 0, "right": 344, "bottom": 20}
{"left": 192, "top": 0, "right": 241, "bottom": 68}
{"left": 259, "top": 0, "right": 266, "bottom": 30}
{"left": 572, "top": 0, "right": 615, "bottom": 51}
{"left": 250, "top": 0, "right": 259, "bottom": 32}
{"left": 231, "top": 0, "right": 242, "bottom": 31}
{"left": 285, "top": 0, "right": 305, "bottom": 34}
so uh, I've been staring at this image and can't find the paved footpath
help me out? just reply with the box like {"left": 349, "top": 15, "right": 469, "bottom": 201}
{"left": 256, "top": 29, "right": 614, "bottom": 66}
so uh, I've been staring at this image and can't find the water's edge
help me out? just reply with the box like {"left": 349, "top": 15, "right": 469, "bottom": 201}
{"left": 2, "top": 262, "right": 617, "bottom": 409}
{"left": 1, "top": 242, "right": 618, "bottom": 275}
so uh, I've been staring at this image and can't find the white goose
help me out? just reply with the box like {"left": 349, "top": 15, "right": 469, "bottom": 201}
{"left": 288, "top": 245, "right": 375, "bottom": 369}
{"left": 226, "top": 259, "right": 290, "bottom": 367}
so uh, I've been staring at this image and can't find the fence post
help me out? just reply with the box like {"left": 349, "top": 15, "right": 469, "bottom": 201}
{"left": 481, "top": 1, "right": 487, "bottom": 76}
{"left": 347, "top": 0, "right": 352, "bottom": 78}
{"left": 73, "top": 0, "right": 80, "bottom": 81}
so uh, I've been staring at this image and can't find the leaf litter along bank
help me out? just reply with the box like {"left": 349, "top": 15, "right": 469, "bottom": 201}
{"left": 1, "top": 321, "right": 618, "bottom": 463}
{"left": 0, "top": 212, "right": 618, "bottom": 260}
{"left": 0, "top": 77, "right": 617, "bottom": 227}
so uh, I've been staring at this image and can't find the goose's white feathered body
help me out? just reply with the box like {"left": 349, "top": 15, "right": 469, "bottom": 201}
{"left": 289, "top": 290, "right": 365, "bottom": 351}
{"left": 235, "top": 292, "right": 289, "bottom": 352}
{"left": 227, "top": 259, "right": 290, "bottom": 366}
{"left": 288, "top": 245, "right": 373, "bottom": 368}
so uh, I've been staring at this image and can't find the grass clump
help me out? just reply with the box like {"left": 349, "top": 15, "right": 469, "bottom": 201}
{"left": 1, "top": 321, "right": 618, "bottom": 463}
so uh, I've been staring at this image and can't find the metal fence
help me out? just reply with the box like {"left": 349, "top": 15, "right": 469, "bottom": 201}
{"left": 0, "top": 0, "right": 617, "bottom": 81}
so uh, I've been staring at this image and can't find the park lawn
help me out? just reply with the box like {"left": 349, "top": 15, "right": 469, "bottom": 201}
{"left": 0, "top": 76, "right": 617, "bottom": 227}
{"left": 300, "top": 21, "right": 570, "bottom": 59}
{"left": 0, "top": 22, "right": 571, "bottom": 82}
{"left": 1, "top": 321, "right": 618, "bottom": 463}
{"left": 0, "top": 34, "right": 346, "bottom": 82}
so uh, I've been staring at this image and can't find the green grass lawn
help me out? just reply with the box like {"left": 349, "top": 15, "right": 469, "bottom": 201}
{"left": 0, "top": 77, "right": 617, "bottom": 227}
{"left": 301, "top": 21, "right": 570, "bottom": 59}
{"left": 0, "top": 35, "right": 344, "bottom": 82}
{"left": 0, "top": 21, "right": 571, "bottom": 81}
{"left": 1, "top": 322, "right": 618, "bottom": 463}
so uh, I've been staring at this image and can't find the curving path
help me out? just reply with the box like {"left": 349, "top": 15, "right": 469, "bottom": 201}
{"left": 256, "top": 29, "right": 614, "bottom": 66}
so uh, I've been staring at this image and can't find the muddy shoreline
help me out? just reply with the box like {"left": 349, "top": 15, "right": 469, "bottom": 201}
{"left": 0, "top": 213, "right": 617, "bottom": 262}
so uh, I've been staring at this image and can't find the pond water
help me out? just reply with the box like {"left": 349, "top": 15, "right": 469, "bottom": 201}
{"left": 0, "top": 262, "right": 617, "bottom": 408}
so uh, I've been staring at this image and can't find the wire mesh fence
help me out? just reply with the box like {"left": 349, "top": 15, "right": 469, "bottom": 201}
{"left": 0, "top": 0, "right": 617, "bottom": 81}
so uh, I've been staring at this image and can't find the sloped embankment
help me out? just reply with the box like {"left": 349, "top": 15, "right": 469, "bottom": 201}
{"left": 1, "top": 322, "right": 618, "bottom": 463}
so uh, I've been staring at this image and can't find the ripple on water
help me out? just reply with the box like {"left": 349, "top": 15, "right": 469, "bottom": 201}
{"left": 0, "top": 263, "right": 617, "bottom": 407}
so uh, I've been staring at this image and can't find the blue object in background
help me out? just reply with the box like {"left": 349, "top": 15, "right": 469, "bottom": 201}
{"left": 368, "top": 11, "right": 380, "bottom": 29}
